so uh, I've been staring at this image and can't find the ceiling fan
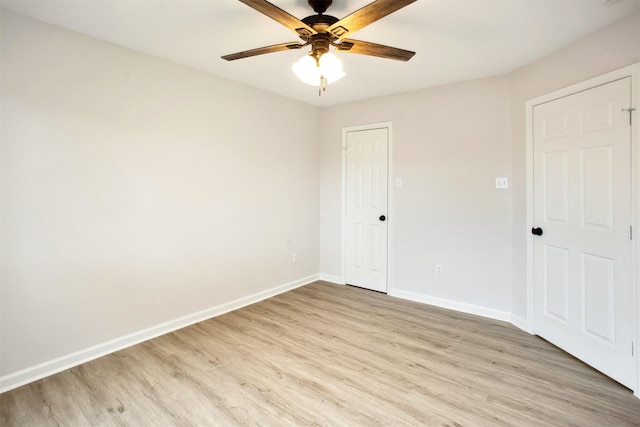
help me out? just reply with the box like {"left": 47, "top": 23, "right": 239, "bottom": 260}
{"left": 222, "top": 0, "right": 417, "bottom": 92}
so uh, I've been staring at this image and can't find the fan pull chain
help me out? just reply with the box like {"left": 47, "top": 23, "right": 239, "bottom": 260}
{"left": 319, "top": 75, "right": 327, "bottom": 96}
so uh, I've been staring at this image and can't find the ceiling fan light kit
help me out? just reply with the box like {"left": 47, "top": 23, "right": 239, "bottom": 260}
{"left": 293, "top": 52, "right": 345, "bottom": 93}
{"left": 223, "top": 0, "right": 417, "bottom": 95}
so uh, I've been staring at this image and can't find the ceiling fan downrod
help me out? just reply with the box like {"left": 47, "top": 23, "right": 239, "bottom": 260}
{"left": 308, "top": 0, "right": 332, "bottom": 15}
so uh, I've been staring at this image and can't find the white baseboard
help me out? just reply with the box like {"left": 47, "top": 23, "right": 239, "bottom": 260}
{"left": 318, "top": 273, "right": 344, "bottom": 284}
{"left": 0, "top": 274, "right": 319, "bottom": 394}
{"left": 388, "top": 288, "right": 512, "bottom": 323}
{"left": 510, "top": 314, "right": 529, "bottom": 333}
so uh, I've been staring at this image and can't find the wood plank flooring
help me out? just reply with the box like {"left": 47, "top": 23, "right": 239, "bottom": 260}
{"left": 2, "top": 281, "right": 640, "bottom": 426}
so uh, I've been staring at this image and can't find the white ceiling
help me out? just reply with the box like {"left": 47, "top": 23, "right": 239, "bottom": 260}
{"left": 2, "top": 0, "right": 639, "bottom": 107}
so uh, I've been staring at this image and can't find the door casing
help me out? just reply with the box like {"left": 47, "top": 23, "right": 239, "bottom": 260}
{"left": 525, "top": 63, "right": 640, "bottom": 396}
{"left": 342, "top": 122, "right": 394, "bottom": 293}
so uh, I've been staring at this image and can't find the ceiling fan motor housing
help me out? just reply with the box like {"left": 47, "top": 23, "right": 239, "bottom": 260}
{"left": 301, "top": 14, "right": 339, "bottom": 35}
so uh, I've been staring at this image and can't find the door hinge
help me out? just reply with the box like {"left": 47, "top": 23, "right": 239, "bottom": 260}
{"left": 622, "top": 108, "right": 636, "bottom": 125}
{"left": 632, "top": 341, "right": 635, "bottom": 357}
{"left": 630, "top": 225, "right": 633, "bottom": 240}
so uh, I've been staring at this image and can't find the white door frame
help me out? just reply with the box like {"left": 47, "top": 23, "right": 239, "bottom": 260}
{"left": 525, "top": 63, "right": 640, "bottom": 396}
{"left": 341, "top": 122, "right": 394, "bottom": 292}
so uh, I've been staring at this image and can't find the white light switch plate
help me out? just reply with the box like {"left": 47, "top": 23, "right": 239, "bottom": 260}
{"left": 495, "top": 177, "right": 509, "bottom": 189}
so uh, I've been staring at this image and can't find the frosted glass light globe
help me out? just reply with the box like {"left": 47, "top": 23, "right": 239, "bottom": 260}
{"left": 293, "top": 52, "right": 345, "bottom": 86}
{"left": 292, "top": 55, "right": 321, "bottom": 86}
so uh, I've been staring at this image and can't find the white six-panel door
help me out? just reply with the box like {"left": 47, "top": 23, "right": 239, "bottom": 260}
{"left": 345, "top": 127, "right": 389, "bottom": 293}
{"left": 533, "top": 77, "right": 635, "bottom": 388}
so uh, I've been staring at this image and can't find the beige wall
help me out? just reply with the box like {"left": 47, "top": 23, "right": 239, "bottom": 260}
{"left": 1, "top": 10, "right": 320, "bottom": 378}
{"left": 320, "top": 76, "right": 513, "bottom": 317}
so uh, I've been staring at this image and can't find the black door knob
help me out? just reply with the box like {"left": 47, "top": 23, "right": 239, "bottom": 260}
{"left": 531, "top": 227, "right": 543, "bottom": 236}
{"left": 379, "top": 215, "right": 386, "bottom": 222}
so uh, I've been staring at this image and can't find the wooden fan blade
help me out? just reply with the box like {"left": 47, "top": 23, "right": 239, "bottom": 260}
{"left": 238, "top": 0, "right": 317, "bottom": 38}
{"left": 336, "top": 39, "right": 415, "bottom": 62}
{"left": 327, "top": 0, "right": 417, "bottom": 39}
{"left": 222, "top": 42, "right": 304, "bottom": 61}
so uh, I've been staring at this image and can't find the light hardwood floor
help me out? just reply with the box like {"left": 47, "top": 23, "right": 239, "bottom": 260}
{"left": 2, "top": 281, "right": 640, "bottom": 426}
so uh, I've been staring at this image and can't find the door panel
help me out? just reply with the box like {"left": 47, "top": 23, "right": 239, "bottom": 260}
{"left": 543, "top": 244, "right": 570, "bottom": 323}
{"left": 581, "top": 146, "right": 613, "bottom": 229}
{"left": 345, "top": 127, "right": 388, "bottom": 292}
{"left": 543, "top": 151, "right": 569, "bottom": 223}
{"left": 582, "top": 253, "right": 615, "bottom": 343}
{"left": 533, "top": 77, "right": 634, "bottom": 388}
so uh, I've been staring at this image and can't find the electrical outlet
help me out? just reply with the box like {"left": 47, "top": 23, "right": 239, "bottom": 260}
{"left": 435, "top": 264, "right": 443, "bottom": 276}
{"left": 292, "top": 252, "right": 298, "bottom": 263}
